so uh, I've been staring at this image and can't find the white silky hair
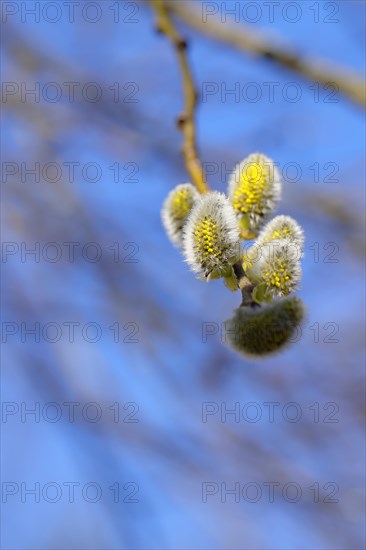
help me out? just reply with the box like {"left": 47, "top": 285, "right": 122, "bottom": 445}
{"left": 257, "top": 215, "right": 305, "bottom": 251}
{"left": 161, "top": 183, "right": 199, "bottom": 247}
{"left": 182, "top": 191, "right": 241, "bottom": 275}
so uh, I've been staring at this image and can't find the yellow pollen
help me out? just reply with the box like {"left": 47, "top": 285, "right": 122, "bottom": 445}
{"left": 232, "top": 157, "right": 272, "bottom": 216}
{"left": 171, "top": 189, "right": 193, "bottom": 221}
{"left": 193, "top": 217, "right": 224, "bottom": 264}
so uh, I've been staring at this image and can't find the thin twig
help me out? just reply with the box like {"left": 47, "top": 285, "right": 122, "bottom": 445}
{"left": 168, "top": 2, "right": 365, "bottom": 109}
{"left": 151, "top": 0, "right": 209, "bottom": 194}
{"left": 232, "top": 261, "right": 257, "bottom": 306}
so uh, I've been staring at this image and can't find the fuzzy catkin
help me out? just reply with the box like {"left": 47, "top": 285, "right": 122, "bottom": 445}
{"left": 161, "top": 183, "right": 200, "bottom": 246}
{"left": 245, "top": 238, "right": 302, "bottom": 297}
{"left": 182, "top": 191, "right": 241, "bottom": 280}
{"left": 228, "top": 153, "right": 281, "bottom": 235}
{"left": 256, "top": 215, "right": 304, "bottom": 250}
{"left": 225, "top": 296, "right": 305, "bottom": 357}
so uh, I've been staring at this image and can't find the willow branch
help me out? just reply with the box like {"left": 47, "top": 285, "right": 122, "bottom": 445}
{"left": 168, "top": 2, "right": 365, "bottom": 109}
{"left": 232, "top": 261, "right": 257, "bottom": 307}
{"left": 151, "top": 0, "right": 209, "bottom": 194}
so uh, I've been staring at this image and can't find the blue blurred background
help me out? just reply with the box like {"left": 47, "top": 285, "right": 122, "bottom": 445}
{"left": 1, "top": 1, "right": 365, "bottom": 548}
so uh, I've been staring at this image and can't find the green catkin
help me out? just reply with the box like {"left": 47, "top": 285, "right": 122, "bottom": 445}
{"left": 225, "top": 296, "right": 305, "bottom": 357}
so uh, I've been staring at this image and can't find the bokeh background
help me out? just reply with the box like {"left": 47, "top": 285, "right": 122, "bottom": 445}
{"left": 1, "top": 1, "right": 365, "bottom": 548}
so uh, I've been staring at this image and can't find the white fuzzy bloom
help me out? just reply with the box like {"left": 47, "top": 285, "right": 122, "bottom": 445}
{"left": 246, "top": 238, "right": 302, "bottom": 297}
{"left": 161, "top": 183, "right": 199, "bottom": 247}
{"left": 228, "top": 152, "right": 282, "bottom": 234}
{"left": 182, "top": 191, "right": 241, "bottom": 280}
{"left": 257, "top": 215, "right": 304, "bottom": 257}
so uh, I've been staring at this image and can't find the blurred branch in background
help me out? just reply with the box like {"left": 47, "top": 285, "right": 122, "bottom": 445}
{"left": 1, "top": 23, "right": 183, "bottom": 169}
{"left": 167, "top": 1, "right": 366, "bottom": 108}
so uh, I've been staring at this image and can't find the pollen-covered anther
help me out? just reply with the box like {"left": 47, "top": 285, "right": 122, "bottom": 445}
{"left": 182, "top": 191, "right": 241, "bottom": 280}
{"left": 228, "top": 153, "right": 282, "bottom": 236}
{"left": 161, "top": 183, "right": 199, "bottom": 247}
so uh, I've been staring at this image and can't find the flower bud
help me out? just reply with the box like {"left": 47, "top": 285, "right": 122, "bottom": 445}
{"left": 183, "top": 191, "right": 241, "bottom": 280}
{"left": 225, "top": 296, "right": 305, "bottom": 357}
{"left": 161, "top": 183, "right": 199, "bottom": 246}
{"left": 228, "top": 153, "right": 281, "bottom": 238}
